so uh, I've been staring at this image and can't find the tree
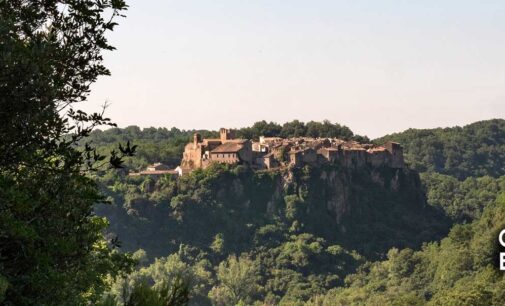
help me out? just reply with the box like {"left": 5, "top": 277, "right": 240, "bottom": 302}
{"left": 281, "top": 120, "right": 307, "bottom": 138}
{"left": 209, "top": 255, "right": 260, "bottom": 305}
{"left": 99, "top": 279, "right": 190, "bottom": 306}
{"left": 376, "top": 119, "right": 505, "bottom": 179}
{"left": 0, "top": 1, "right": 137, "bottom": 304}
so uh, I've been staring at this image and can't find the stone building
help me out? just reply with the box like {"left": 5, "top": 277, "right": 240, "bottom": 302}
{"left": 181, "top": 128, "right": 253, "bottom": 169}
{"left": 384, "top": 141, "right": 404, "bottom": 168}
{"left": 261, "top": 152, "right": 279, "bottom": 169}
{"left": 318, "top": 147, "right": 340, "bottom": 163}
{"left": 341, "top": 146, "right": 367, "bottom": 167}
{"left": 179, "top": 128, "right": 406, "bottom": 172}
{"left": 209, "top": 140, "right": 252, "bottom": 164}
{"left": 366, "top": 147, "right": 390, "bottom": 168}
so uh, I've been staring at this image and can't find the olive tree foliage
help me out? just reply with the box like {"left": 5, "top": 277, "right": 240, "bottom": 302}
{"left": 0, "top": 0, "right": 139, "bottom": 305}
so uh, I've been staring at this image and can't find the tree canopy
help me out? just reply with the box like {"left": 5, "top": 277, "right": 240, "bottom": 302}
{"left": 0, "top": 1, "right": 141, "bottom": 304}
{"left": 377, "top": 119, "right": 505, "bottom": 179}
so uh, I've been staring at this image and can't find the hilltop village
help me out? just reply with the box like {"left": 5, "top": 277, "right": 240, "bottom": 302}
{"left": 130, "top": 128, "right": 405, "bottom": 176}
{"left": 180, "top": 128, "right": 404, "bottom": 170}
{"left": 131, "top": 128, "right": 404, "bottom": 176}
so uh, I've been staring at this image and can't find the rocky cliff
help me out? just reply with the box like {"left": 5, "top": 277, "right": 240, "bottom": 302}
{"left": 97, "top": 163, "right": 449, "bottom": 259}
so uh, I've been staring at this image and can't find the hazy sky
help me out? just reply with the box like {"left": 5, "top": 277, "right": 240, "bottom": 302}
{"left": 84, "top": 0, "right": 505, "bottom": 138}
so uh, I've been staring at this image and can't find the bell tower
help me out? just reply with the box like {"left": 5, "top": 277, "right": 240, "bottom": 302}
{"left": 219, "top": 128, "right": 235, "bottom": 143}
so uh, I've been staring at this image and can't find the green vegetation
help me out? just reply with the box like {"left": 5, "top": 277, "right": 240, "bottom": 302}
{"left": 0, "top": 1, "right": 187, "bottom": 305}
{"left": 308, "top": 194, "right": 505, "bottom": 305}
{"left": 96, "top": 163, "right": 505, "bottom": 305}
{"left": 377, "top": 119, "right": 505, "bottom": 179}
{"left": 422, "top": 172, "right": 505, "bottom": 222}
{"left": 88, "top": 127, "right": 218, "bottom": 169}
{"left": 94, "top": 162, "right": 450, "bottom": 304}
{"left": 2, "top": 1, "right": 505, "bottom": 304}
{"left": 89, "top": 118, "right": 505, "bottom": 305}
{"left": 235, "top": 120, "right": 368, "bottom": 142}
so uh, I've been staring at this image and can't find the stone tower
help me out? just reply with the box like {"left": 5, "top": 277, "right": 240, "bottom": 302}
{"left": 384, "top": 141, "right": 405, "bottom": 168}
{"left": 219, "top": 128, "right": 235, "bottom": 143}
{"left": 193, "top": 133, "right": 202, "bottom": 148}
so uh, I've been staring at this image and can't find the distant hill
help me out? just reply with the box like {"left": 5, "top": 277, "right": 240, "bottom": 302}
{"left": 376, "top": 119, "right": 505, "bottom": 179}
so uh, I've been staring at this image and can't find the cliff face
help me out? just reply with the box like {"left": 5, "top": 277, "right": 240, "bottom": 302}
{"left": 317, "top": 167, "right": 424, "bottom": 226}
{"left": 213, "top": 165, "right": 423, "bottom": 219}
{"left": 242, "top": 166, "right": 434, "bottom": 249}
{"left": 186, "top": 165, "right": 444, "bottom": 255}
{"left": 98, "top": 163, "right": 448, "bottom": 259}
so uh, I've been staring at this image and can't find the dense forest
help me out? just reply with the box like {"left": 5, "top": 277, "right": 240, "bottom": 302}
{"left": 307, "top": 195, "right": 505, "bottom": 305}
{"left": 85, "top": 119, "right": 505, "bottom": 305}
{"left": 377, "top": 119, "right": 505, "bottom": 179}
{"left": 94, "top": 163, "right": 448, "bottom": 304}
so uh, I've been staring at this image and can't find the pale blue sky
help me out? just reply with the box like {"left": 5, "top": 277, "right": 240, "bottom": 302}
{"left": 85, "top": 0, "right": 505, "bottom": 138}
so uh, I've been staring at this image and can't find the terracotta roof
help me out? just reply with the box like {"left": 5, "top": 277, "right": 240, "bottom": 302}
{"left": 211, "top": 142, "right": 244, "bottom": 153}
